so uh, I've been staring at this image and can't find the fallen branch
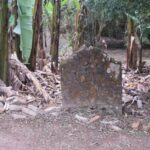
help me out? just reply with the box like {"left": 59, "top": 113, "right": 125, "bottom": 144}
{"left": 9, "top": 53, "right": 49, "bottom": 102}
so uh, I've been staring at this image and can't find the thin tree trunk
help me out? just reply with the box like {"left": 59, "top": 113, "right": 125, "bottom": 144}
{"left": 72, "top": 9, "right": 83, "bottom": 51}
{"left": 0, "top": 0, "right": 8, "bottom": 83}
{"left": 28, "top": 0, "right": 41, "bottom": 71}
{"left": 72, "top": 4, "right": 86, "bottom": 52}
{"left": 9, "top": 0, "right": 21, "bottom": 60}
{"left": 50, "top": 0, "right": 61, "bottom": 72}
{"left": 38, "top": 2, "right": 46, "bottom": 70}
{"left": 138, "top": 36, "right": 143, "bottom": 72}
{"left": 13, "top": 0, "right": 22, "bottom": 60}
{"left": 126, "top": 16, "right": 137, "bottom": 70}
{"left": 72, "top": 4, "right": 95, "bottom": 52}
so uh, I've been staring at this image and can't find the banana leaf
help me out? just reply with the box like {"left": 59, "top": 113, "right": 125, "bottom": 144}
{"left": 15, "top": 0, "right": 34, "bottom": 64}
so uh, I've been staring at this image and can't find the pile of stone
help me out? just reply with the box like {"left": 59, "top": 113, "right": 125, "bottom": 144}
{"left": 122, "top": 68, "right": 150, "bottom": 116}
{"left": 0, "top": 63, "right": 62, "bottom": 119}
{"left": 0, "top": 92, "right": 61, "bottom": 119}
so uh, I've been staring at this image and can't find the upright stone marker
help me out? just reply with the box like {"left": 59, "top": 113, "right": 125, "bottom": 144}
{"left": 61, "top": 46, "right": 122, "bottom": 107}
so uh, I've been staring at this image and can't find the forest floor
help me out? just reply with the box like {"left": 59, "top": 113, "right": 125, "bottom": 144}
{"left": 107, "top": 49, "right": 150, "bottom": 65}
{"left": 0, "top": 108, "right": 150, "bottom": 150}
{"left": 0, "top": 49, "right": 150, "bottom": 150}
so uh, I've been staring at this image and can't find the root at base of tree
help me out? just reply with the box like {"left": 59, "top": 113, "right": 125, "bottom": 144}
{"left": 9, "top": 53, "right": 49, "bottom": 102}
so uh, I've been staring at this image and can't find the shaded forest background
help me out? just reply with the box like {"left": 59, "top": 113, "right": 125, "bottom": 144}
{"left": 0, "top": 0, "right": 150, "bottom": 93}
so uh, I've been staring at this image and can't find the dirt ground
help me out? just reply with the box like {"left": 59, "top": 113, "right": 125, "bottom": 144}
{"left": 0, "top": 109, "right": 150, "bottom": 150}
{"left": 107, "top": 49, "right": 150, "bottom": 65}
{"left": 0, "top": 49, "right": 150, "bottom": 150}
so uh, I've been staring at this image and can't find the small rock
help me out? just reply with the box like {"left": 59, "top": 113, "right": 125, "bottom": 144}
{"left": 0, "top": 101, "right": 4, "bottom": 108}
{"left": 3, "top": 102, "right": 9, "bottom": 111}
{"left": 0, "top": 96, "right": 5, "bottom": 101}
{"left": 131, "top": 121, "right": 141, "bottom": 130}
{"left": 110, "top": 125, "right": 122, "bottom": 131}
{"left": 6, "top": 96, "right": 15, "bottom": 102}
{"left": 137, "top": 100, "right": 143, "bottom": 109}
{"left": 143, "top": 124, "right": 150, "bottom": 132}
{"left": 28, "top": 104, "right": 38, "bottom": 112}
{"left": 44, "top": 106, "right": 61, "bottom": 113}
{"left": 0, "top": 101, "right": 5, "bottom": 113}
{"left": 22, "top": 107, "right": 37, "bottom": 117}
{"left": 9, "top": 104, "right": 23, "bottom": 111}
{"left": 11, "top": 97, "right": 27, "bottom": 104}
{"left": 0, "top": 102, "right": 9, "bottom": 113}
{"left": 11, "top": 114, "right": 26, "bottom": 119}
{"left": 0, "top": 86, "right": 14, "bottom": 96}
{"left": 26, "top": 95, "right": 35, "bottom": 103}
{"left": 89, "top": 115, "right": 100, "bottom": 123}
{"left": 122, "top": 94, "right": 133, "bottom": 103}
{"left": 75, "top": 114, "right": 88, "bottom": 123}
{"left": 51, "top": 112, "right": 59, "bottom": 117}
{"left": 101, "top": 120, "right": 118, "bottom": 125}
{"left": 138, "top": 84, "right": 149, "bottom": 93}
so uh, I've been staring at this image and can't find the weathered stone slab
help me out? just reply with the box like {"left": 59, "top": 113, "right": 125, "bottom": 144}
{"left": 61, "top": 46, "right": 122, "bottom": 107}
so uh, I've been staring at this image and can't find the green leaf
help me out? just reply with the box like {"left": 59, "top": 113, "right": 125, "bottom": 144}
{"left": 73, "top": 0, "right": 80, "bottom": 11}
{"left": 145, "top": 24, "right": 150, "bottom": 29}
{"left": 9, "top": 15, "right": 15, "bottom": 27}
{"left": 17, "top": 0, "right": 34, "bottom": 64}
{"left": 61, "top": 0, "right": 68, "bottom": 6}
{"left": 45, "top": 1, "right": 53, "bottom": 16}
{"left": 126, "top": 13, "right": 140, "bottom": 24}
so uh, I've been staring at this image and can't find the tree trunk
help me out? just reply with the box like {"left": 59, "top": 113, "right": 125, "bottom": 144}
{"left": 38, "top": 2, "right": 46, "bottom": 70}
{"left": 72, "top": 9, "right": 84, "bottom": 51}
{"left": 9, "top": 0, "right": 22, "bottom": 60}
{"left": 138, "top": 36, "right": 143, "bottom": 72}
{"left": 0, "top": 0, "right": 8, "bottom": 83}
{"left": 13, "top": 0, "right": 22, "bottom": 61}
{"left": 50, "top": 0, "right": 61, "bottom": 72}
{"left": 72, "top": 4, "right": 89, "bottom": 52}
{"left": 126, "top": 16, "right": 137, "bottom": 70}
{"left": 72, "top": 4, "right": 95, "bottom": 52}
{"left": 28, "top": 0, "right": 41, "bottom": 71}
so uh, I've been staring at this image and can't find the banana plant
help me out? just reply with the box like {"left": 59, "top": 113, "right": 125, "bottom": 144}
{"left": 44, "top": 0, "right": 69, "bottom": 17}
{"left": 49, "top": 0, "right": 80, "bottom": 70}
{"left": 127, "top": 11, "right": 150, "bottom": 71}
{"left": 0, "top": 0, "right": 8, "bottom": 82}
{"left": 13, "top": 0, "right": 35, "bottom": 64}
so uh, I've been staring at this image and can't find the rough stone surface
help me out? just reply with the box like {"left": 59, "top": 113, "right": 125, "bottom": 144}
{"left": 9, "top": 105, "right": 23, "bottom": 111}
{"left": 11, "top": 114, "right": 26, "bottom": 119}
{"left": 22, "top": 107, "right": 37, "bottom": 117}
{"left": 61, "top": 46, "right": 122, "bottom": 107}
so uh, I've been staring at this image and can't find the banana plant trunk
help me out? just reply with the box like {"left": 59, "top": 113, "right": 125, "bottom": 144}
{"left": 126, "top": 16, "right": 137, "bottom": 70}
{"left": 72, "top": 9, "right": 84, "bottom": 51}
{"left": 14, "top": 0, "right": 22, "bottom": 60}
{"left": 28, "top": 0, "right": 42, "bottom": 71}
{"left": 0, "top": 0, "right": 8, "bottom": 83}
{"left": 38, "top": 20, "right": 46, "bottom": 70}
{"left": 72, "top": 3, "right": 95, "bottom": 52}
{"left": 50, "top": 0, "right": 61, "bottom": 72}
{"left": 138, "top": 36, "right": 143, "bottom": 72}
